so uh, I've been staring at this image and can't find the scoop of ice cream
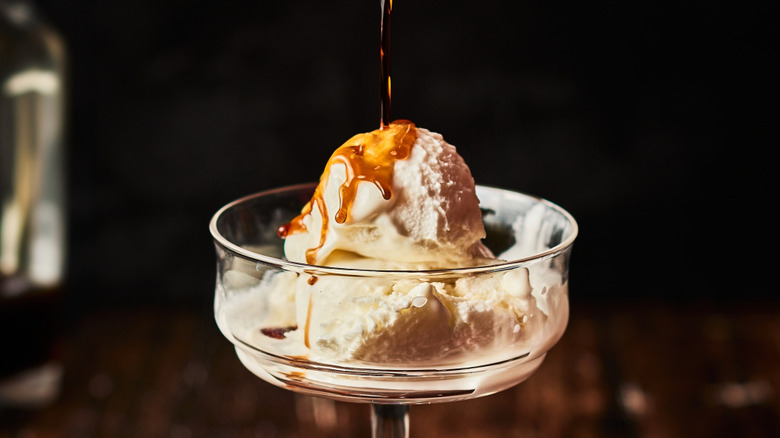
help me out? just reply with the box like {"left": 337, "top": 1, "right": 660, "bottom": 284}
{"left": 295, "top": 265, "right": 542, "bottom": 365}
{"left": 223, "top": 121, "right": 558, "bottom": 366}
{"left": 222, "top": 262, "right": 549, "bottom": 367}
{"left": 280, "top": 121, "right": 492, "bottom": 267}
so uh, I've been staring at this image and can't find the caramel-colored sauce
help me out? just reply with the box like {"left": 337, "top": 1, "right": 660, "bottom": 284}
{"left": 277, "top": 120, "right": 417, "bottom": 264}
{"left": 304, "top": 292, "right": 313, "bottom": 349}
{"left": 288, "top": 355, "right": 309, "bottom": 361}
{"left": 380, "top": 0, "right": 392, "bottom": 128}
{"left": 282, "top": 371, "right": 306, "bottom": 381}
{"left": 260, "top": 326, "right": 297, "bottom": 339}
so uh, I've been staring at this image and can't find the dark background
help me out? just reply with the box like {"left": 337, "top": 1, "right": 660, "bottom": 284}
{"left": 31, "top": 0, "right": 774, "bottom": 315}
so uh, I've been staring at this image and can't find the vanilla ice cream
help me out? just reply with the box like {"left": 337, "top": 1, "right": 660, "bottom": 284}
{"left": 223, "top": 259, "right": 543, "bottom": 366}
{"left": 280, "top": 121, "right": 493, "bottom": 268}
{"left": 215, "top": 120, "right": 557, "bottom": 366}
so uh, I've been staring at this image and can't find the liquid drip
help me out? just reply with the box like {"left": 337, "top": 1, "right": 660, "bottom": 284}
{"left": 260, "top": 326, "right": 298, "bottom": 340}
{"left": 304, "top": 293, "right": 313, "bottom": 349}
{"left": 380, "top": 0, "right": 392, "bottom": 128}
{"left": 277, "top": 121, "right": 417, "bottom": 264}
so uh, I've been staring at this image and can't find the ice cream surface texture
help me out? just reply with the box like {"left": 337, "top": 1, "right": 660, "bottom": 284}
{"left": 279, "top": 120, "right": 493, "bottom": 269}
{"left": 222, "top": 121, "right": 564, "bottom": 366}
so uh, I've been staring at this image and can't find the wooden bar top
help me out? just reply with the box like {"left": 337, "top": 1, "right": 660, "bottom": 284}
{"left": 2, "top": 300, "right": 779, "bottom": 437}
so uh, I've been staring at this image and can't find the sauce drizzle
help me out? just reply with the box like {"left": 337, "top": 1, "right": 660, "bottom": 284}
{"left": 380, "top": 0, "right": 392, "bottom": 128}
{"left": 277, "top": 121, "right": 417, "bottom": 264}
{"left": 303, "top": 292, "right": 313, "bottom": 349}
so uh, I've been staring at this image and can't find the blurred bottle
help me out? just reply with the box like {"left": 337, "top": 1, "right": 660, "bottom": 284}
{"left": 0, "top": 0, "right": 66, "bottom": 407}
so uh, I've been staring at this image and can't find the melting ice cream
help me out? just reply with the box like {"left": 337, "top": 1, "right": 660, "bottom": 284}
{"left": 213, "top": 121, "right": 561, "bottom": 366}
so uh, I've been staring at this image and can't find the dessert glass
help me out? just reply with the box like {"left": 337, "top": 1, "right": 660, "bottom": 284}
{"left": 210, "top": 183, "right": 577, "bottom": 437}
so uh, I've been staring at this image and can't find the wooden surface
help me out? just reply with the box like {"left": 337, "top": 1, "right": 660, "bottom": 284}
{"left": 1, "top": 301, "right": 779, "bottom": 437}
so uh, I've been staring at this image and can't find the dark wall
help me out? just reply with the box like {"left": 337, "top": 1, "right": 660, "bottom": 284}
{"left": 31, "top": 0, "right": 773, "bottom": 312}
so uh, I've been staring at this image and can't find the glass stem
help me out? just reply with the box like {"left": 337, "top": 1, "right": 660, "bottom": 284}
{"left": 371, "top": 404, "right": 409, "bottom": 438}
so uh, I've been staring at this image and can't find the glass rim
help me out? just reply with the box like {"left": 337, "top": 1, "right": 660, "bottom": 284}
{"left": 209, "top": 183, "right": 578, "bottom": 277}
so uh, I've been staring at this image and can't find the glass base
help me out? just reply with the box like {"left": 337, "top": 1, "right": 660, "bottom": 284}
{"left": 235, "top": 346, "right": 547, "bottom": 404}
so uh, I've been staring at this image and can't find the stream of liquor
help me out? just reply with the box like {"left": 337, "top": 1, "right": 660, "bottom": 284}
{"left": 379, "top": 0, "right": 391, "bottom": 129}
